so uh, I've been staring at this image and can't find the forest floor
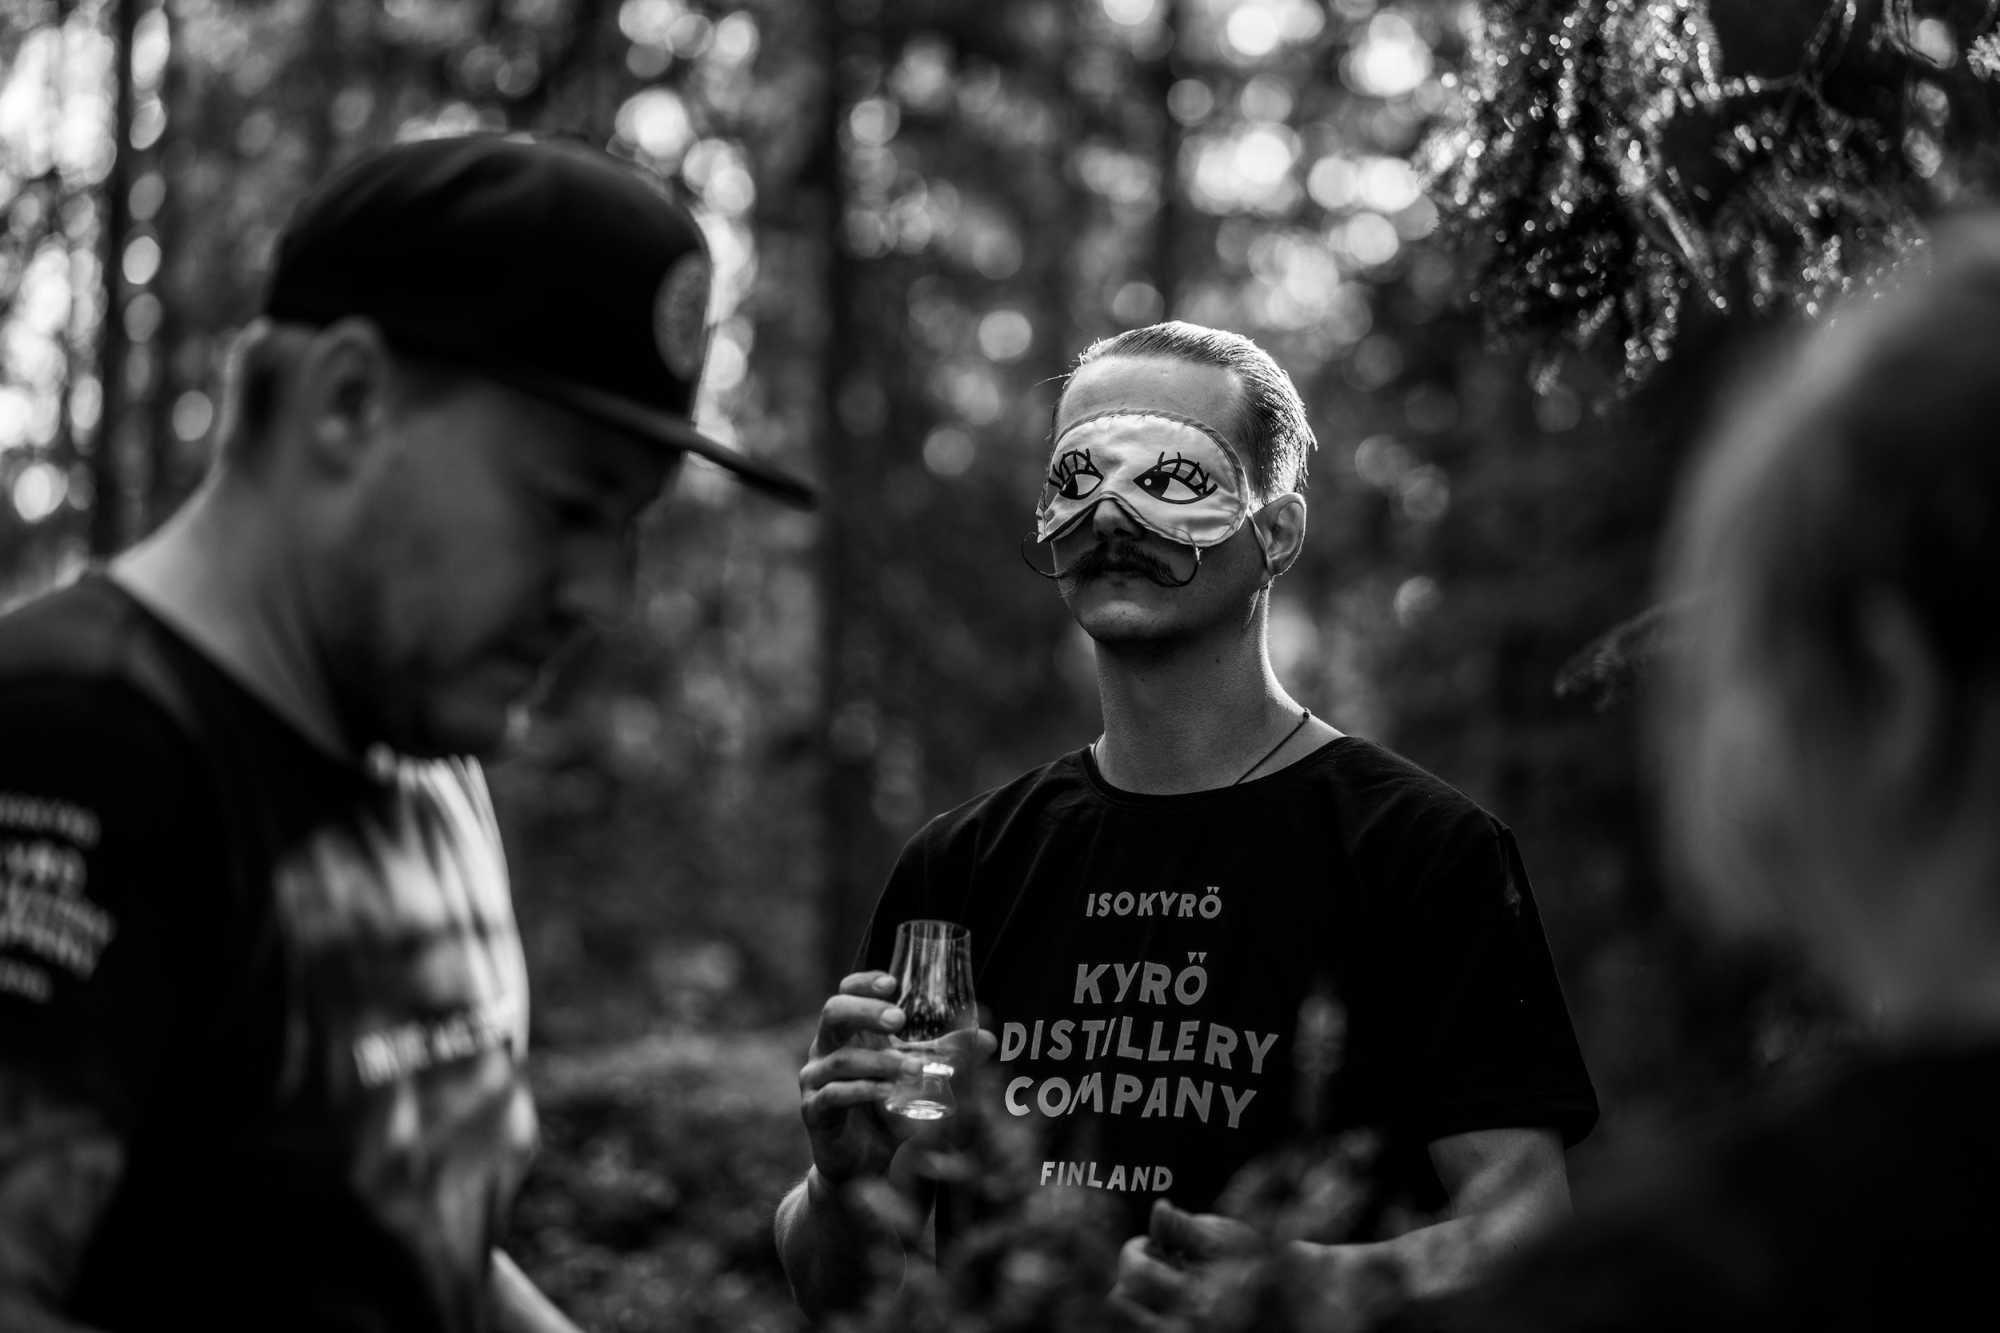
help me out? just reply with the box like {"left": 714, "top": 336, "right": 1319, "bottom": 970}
{"left": 508, "top": 1021, "right": 818, "bottom": 1333}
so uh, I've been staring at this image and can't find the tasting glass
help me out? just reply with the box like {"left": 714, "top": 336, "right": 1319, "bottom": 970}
{"left": 883, "top": 919, "right": 977, "bottom": 1121}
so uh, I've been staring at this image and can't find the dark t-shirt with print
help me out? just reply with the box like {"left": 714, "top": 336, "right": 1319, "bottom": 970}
{"left": 860, "top": 737, "right": 1598, "bottom": 1246}
{"left": 0, "top": 574, "right": 535, "bottom": 1332}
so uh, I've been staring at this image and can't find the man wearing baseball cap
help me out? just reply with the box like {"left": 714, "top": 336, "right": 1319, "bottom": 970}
{"left": 0, "top": 133, "right": 811, "bottom": 1331}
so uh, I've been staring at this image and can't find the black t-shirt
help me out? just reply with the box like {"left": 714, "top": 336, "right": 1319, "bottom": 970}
{"left": 860, "top": 737, "right": 1598, "bottom": 1245}
{"left": 0, "top": 574, "right": 535, "bottom": 1332}
{"left": 1408, "top": 1042, "right": 2000, "bottom": 1333}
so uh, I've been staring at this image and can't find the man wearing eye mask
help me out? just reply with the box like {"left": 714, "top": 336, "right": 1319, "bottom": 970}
{"left": 777, "top": 322, "right": 1597, "bottom": 1325}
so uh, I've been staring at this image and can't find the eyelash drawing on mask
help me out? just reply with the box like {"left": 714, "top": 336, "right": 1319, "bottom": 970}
{"left": 1022, "top": 410, "right": 1285, "bottom": 587}
{"left": 1048, "top": 449, "right": 1105, "bottom": 502}
{"left": 1135, "top": 452, "right": 1218, "bottom": 505}
{"left": 1033, "top": 412, "right": 1251, "bottom": 549}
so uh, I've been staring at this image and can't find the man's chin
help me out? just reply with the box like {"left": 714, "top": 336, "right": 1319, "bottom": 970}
{"left": 1067, "top": 597, "right": 1183, "bottom": 646}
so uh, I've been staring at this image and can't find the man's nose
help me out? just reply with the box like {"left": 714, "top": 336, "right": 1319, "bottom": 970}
{"left": 1089, "top": 498, "right": 1142, "bottom": 539}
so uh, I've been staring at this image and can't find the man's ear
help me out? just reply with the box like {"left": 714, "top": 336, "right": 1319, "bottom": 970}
{"left": 1855, "top": 589, "right": 1949, "bottom": 804}
{"left": 287, "top": 318, "right": 398, "bottom": 477}
{"left": 1256, "top": 492, "right": 1307, "bottom": 582}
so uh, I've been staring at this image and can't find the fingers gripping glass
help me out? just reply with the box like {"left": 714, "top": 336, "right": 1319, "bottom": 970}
{"left": 883, "top": 919, "right": 979, "bottom": 1121}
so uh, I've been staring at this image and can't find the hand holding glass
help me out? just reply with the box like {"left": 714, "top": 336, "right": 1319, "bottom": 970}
{"left": 883, "top": 919, "right": 978, "bottom": 1121}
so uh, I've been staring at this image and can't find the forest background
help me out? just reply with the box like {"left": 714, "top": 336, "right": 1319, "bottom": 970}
{"left": 3, "top": 0, "right": 1989, "bottom": 1327}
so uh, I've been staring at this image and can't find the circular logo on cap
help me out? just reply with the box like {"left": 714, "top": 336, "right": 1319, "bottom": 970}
{"left": 654, "top": 253, "right": 712, "bottom": 383}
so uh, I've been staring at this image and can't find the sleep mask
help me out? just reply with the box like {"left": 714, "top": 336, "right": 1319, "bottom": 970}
{"left": 1024, "top": 409, "right": 1269, "bottom": 585}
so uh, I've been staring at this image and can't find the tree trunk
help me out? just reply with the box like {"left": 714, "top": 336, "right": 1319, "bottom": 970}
{"left": 142, "top": 0, "right": 187, "bottom": 535}
{"left": 88, "top": 0, "right": 139, "bottom": 557}
{"left": 1151, "top": 0, "right": 1185, "bottom": 316}
{"left": 301, "top": 0, "right": 345, "bottom": 180}
{"left": 812, "top": 3, "right": 877, "bottom": 989}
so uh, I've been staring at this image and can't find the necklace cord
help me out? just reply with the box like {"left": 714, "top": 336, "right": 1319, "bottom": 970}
{"left": 1234, "top": 706, "right": 1312, "bottom": 785}
{"left": 1088, "top": 707, "right": 1314, "bottom": 787}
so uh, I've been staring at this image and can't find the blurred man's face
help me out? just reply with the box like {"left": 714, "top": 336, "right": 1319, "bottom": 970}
{"left": 1675, "top": 590, "right": 1984, "bottom": 1030}
{"left": 1668, "top": 595, "right": 1800, "bottom": 932}
{"left": 1667, "top": 524, "right": 1956, "bottom": 1027}
{"left": 1046, "top": 355, "right": 1274, "bottom": 647}
{"left": 324, "top": 377, "right": 678, "bottom": 758}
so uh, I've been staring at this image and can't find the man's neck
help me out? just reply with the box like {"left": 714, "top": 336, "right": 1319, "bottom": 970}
{"left": 1089, "top": 619, "right": 1322, "bottom": 794}
{"left": 109, "top": 479, "right": 354, "bottom": 761}
{"left": 1855, "top": 838, "right": 2000, "bottom": 1048}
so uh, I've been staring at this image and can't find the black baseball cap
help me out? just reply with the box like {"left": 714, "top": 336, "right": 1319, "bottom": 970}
{"left": 263, "top": 132, "right": 815, "bottom": 508}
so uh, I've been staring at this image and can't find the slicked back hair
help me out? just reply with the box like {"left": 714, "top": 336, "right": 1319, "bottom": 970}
{"left": 1058, "top": 321, "right": 1317, "bottom": 498}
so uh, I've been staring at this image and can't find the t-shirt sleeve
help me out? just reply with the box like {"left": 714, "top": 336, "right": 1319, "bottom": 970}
{"left": 0, "top": 675, "right": 224, "bottom": 1304}
{"left": 1357, "top": 813, "right": 1599, "bottom": 1147}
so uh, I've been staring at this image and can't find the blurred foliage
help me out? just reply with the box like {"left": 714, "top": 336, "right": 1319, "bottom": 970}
{"left": 0, "top": 0, "right": 1950, "bottom": 1326}
{"left": 508, "top": 1025, "right": 815, "bottom": 1331}
{"left": 1432, "top": 0, "right": 2000, "bottom": 390}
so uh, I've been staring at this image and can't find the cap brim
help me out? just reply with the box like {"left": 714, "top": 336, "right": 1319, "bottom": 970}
{"left": 515, "top": 371, "right": 818, "bottom": 509}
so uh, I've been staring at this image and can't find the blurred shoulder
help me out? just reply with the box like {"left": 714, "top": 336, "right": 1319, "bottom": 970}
{"left": 0, "top": 573, "right": 145, "bottom": 670}
{"left": 0, "top": 573, "right": 198, "bottom": 734}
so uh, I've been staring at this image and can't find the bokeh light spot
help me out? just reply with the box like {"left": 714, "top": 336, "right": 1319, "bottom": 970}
{"left": 617, "top": 89, "right": 694, "bottom": 161}
{"left": 171, "top": 390, "right": 213, "bottom": 442}
{"left": 1307, "top": 155, "right": 1359, "bottom": 210}
{"left": 618, "top": 0, "right": 681, "bottom": 46}
{"left": 712, "top": 11, "right": 759, "bottom": 63}
{"left": 1167, "top": 78, "right": 1215, "bottom": 125}
{"left": 1112, "top": 281, "right": 1164, "bottom": 325}
{"left": 1353, "top": 434, "right": 1411, "bottom": 489}
{"left": 11, "top": 461, "right": 68, "bottom": 524}
{"left": 1240, "top": 75, "right": 1294, "bottom": 123}
{"left": 122, "top": 235, "right": 161, "bottom": 287}
{"left": 922, "top": 426, "right": 976, "bottom": 478}
{"left": 1393, "top": 574, "right": 1441, "bottom": 627}
{"left": 1224, "top": 5, "right": 1282, "bottom": 59}
{"left": 128, "top": 172, "right": 165, "bottom": 223}
{"left": 1345, "top": 212, "right": 1401, "bottom": 267}
{"left": 1101, "top": 0, "right": 1160, "bottom": 25}
{"left": 976, "top": 309, "right": 1033, "bottom": 362}
{"left": 1344, "top": 13, "right": 1432, "bottom": 98}
{"left": 704, "top": 331, "right": 749, "bottom": 394}
{"left": 848, "top": 97, "right": 900, "bottom": 149}
{"left": 1357, "top": 156, "right": 1422, "bottom": 213}
{"left": 1399, "top": 465, "right": 1450, "bottom": 522}
{"left": 69, "top": 377, "right": 102, "bottom": 434}
{"left": 123, "top": 291, "right": 162, "bottom": 343}
{"left": 0, "top": 390, "right": 30, "bottom": 449}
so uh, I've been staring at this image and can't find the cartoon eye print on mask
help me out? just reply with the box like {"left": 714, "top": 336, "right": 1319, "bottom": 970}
{"left": 1047, "top": 448, "right": 1105, "bottom": 503}
{"left": 1134, "top": 452, "right": 1220, "bottom": 505}
{"left": 1046, "top": 444, "right": 1217, "bottom": 510}
{"left": 1035, "top": 411, "right": 1252, "bottom": 549}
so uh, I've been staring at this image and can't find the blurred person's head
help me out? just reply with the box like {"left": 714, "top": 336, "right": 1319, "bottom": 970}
{"left": 162, "top": 134, "right": 812, "bottom": 760}
{"left": 205, "top": 316, "right": 680, "bottom": 761}
{"left": 1031, "top": 322, "right": 1315, "bottom": 649}
{"left": 1658, "top": 216, "right": 2000, "bottom": 1034}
